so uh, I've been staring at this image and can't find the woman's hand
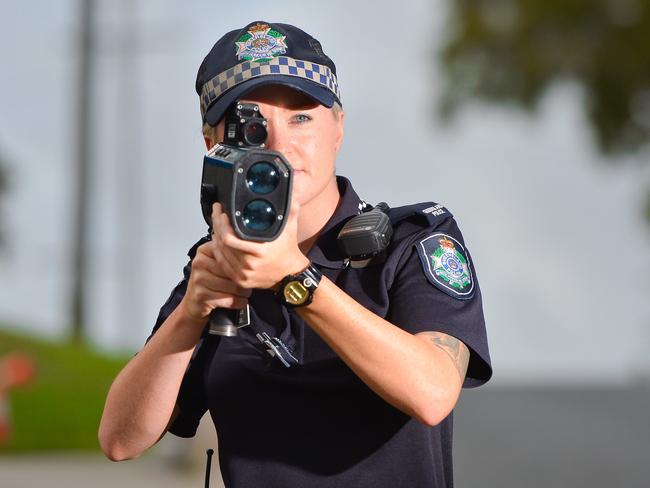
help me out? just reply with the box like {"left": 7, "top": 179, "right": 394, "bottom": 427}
{"left": 209, "top": 199, "right": 309, "bottom": 290}
{"left": 178, "top": 242, "right": 252, "bottom": 325}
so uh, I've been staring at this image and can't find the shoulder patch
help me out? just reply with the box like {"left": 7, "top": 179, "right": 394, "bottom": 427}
{"left": 415, "top": 233, "right": 475, "bottom": 299}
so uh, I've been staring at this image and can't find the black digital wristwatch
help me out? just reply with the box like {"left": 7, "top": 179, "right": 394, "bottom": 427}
{"left": 276, "top": 263, "right": 323, "bottom": 308}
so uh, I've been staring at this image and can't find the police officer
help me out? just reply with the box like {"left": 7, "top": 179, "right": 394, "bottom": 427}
{"left": 99, "top": 21, "right": 492, "bottom": 488}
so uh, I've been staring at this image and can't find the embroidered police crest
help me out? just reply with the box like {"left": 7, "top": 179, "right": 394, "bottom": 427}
{"left": 235, "top": 23, "right": 288, "bottom": 62}
{"left": 416, "top": 233, "right": 474, "bottom": 299}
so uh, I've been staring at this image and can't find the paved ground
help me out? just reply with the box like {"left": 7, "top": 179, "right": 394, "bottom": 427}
{"left": 0, "top": 425, "right": 224, "bottom": 488}
{"left": 1, "top": 385, "right": 648, "bottom": 487}
{"left": 0, "top": 451, "right": 208, "bottom": 488}
{"left": 454, "top": 384, "right": 650, "bottom": 488}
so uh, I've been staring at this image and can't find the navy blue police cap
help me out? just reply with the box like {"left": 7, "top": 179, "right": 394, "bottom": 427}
{"left": 196, "top": 21, "right": 342, "bottom": 126}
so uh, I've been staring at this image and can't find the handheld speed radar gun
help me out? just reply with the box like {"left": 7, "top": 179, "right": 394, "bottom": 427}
{"left": 200, "top": 101, "right": 293, "bottom": 336}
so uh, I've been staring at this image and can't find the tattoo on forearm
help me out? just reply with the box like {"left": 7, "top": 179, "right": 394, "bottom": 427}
{"left": 420, "top": 332, "right": 470, "bottom": 381}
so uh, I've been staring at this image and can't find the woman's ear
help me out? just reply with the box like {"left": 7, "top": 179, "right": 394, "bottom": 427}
{"left": 334, "top": 110, "right": 345, "bottom": 154}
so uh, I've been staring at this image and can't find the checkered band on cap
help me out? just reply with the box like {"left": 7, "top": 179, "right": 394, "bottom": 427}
{"left": 200, "top": 56, "right": 341, "bottom": 117}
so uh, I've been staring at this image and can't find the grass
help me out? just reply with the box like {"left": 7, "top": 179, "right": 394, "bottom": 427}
{"left": 0, "top": 327, "right": 130, "bottom": 452}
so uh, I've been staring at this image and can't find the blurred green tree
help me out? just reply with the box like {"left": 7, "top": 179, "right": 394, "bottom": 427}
{"left": 439, "top": 0, "right": 650, "bottom": 157}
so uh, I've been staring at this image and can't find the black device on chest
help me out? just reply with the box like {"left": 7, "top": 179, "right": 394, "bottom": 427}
{"left": 337, "top": 202, "right": 393, "bottom": 262}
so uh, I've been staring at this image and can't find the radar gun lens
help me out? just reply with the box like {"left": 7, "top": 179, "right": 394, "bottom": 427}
{"left": 246, "top": 162, "right": 280, "bottom": 195}
{"left": 243, "top": 120, "right": 268, "bottom": 146}
{"left": 242, "top": 199, "right": 276, "bottom": 231}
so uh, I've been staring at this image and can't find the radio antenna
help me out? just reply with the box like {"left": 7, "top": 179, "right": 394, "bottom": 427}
{"left": 204, "top": 448, "right": 214, "bottom": 488}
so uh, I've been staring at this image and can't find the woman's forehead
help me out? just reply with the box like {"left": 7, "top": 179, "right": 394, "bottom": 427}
{"left": 241, "top": 84, "right": 320, "bottom": 110}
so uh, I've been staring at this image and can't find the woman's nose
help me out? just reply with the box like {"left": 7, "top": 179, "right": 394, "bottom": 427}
{"left": 264, "top": 121, "right": 291, "bottom": 154}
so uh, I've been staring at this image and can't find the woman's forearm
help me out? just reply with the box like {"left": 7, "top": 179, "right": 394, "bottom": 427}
{"left": 98, "top": 305, "right": 206, "bottom": 461}
{"left": 297, "top": 276, "right": 464, "bottom": 426}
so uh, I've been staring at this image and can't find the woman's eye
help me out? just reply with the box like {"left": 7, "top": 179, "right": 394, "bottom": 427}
{"left": 293, "top": 114, "right": 312, "bottom": 123}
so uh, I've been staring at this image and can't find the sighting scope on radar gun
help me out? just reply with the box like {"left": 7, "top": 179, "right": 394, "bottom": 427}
{"left": 200, "top": 101, "right": 293, "bottom": 337}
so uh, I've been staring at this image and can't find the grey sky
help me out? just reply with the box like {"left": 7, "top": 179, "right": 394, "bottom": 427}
{"left": 0, "top": 0, "right": 649, "bottom": 384}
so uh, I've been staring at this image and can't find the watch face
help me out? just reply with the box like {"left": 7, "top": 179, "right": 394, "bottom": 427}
{"left": 283, "top": 280, "right": 309, "bottom": 305}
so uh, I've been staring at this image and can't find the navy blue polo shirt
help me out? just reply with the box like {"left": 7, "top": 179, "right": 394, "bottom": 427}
{"left": 149, "top": 176, "right": 492, "bottom": 488}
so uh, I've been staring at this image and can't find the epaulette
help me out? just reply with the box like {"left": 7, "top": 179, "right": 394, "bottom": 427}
{"left": 387, "top": 202, "right": 453, "bottom": 228}
{"left": 187, "top": 234, "right": 212, "bottom": 260}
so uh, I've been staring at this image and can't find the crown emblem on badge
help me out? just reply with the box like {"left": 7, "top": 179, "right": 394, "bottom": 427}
{"left": 427, "top": 234, "right": 472, "bottom": 294}
{"left": 248, "top": 23, "right": 269, "bottom": 34}
{"left": 439, "top": 237, "right": 455, "bottom": 250}
{"left": 235, "top": 23, "right": 288, "bottom": 62}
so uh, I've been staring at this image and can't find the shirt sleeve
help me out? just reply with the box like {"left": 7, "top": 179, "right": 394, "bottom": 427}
{"left": 387, "top": 218, "right": 492, "bottom": 388}
{"left": 145, "top": 236, "right": 215, "bottom": 437}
